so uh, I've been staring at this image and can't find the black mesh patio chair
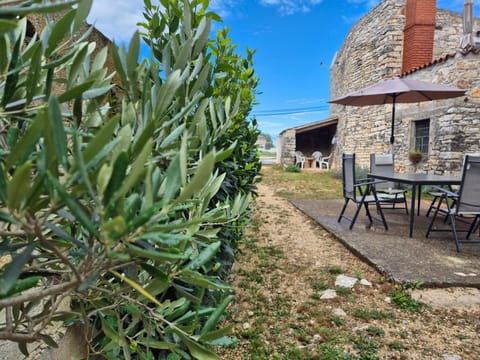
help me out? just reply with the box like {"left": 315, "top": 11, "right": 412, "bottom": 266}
{"left": 370, "top": 154, "right": 408, "bottom": 214}
{"left": 338, "top": 154, "right": 388, "bottom": 230}
{"left": 425, "top": 154, "right": 480, "bottom": 252}
{"left": 425, "top": 187, "right": 457, "bottom": 220}
{"left": 426, "top": 154, "right": 480, "bottom": 218}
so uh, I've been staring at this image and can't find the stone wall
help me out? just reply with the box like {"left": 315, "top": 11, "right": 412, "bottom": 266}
{"left": 329, "top": 0, "right": 480, "bottom": 175}
{"left": 330, "top": 0, "right": 406, "bottom": 170}
{"left": 396, "top": 52, "right": 480, "bottom": 174}
{"left": 277, "top": 128, "right": 296, "bottom": 166}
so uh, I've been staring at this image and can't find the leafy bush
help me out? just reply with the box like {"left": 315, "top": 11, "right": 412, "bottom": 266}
{"left": 285, "top": 165, "right": 300, "bottom": 173}
{"left": 0, "top": 0, "right": 259, "bottom": 358}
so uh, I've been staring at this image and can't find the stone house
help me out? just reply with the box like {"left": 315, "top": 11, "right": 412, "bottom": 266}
{"left": 329, "top": 0, "right": 480, "bottom": 174}
{"left": 256, "top": 134, "right": 268, "bottom": 150}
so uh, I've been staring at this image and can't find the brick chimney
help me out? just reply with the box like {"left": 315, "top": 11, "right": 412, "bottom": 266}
{"left": 402, "top": 0, "right": 437, "bottom": 74}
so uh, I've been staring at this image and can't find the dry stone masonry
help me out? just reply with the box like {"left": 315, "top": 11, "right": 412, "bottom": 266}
{"left": 329, "top": 0, "right": 480, "bottom": 174}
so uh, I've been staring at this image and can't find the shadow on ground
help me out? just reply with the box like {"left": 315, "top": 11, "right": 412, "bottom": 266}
{"left": 290, "top": 198, "right": 480, "bottom": 288}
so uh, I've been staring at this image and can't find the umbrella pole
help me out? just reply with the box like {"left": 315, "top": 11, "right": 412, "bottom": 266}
{"left": 390, "top": 95, "right": 396, "bottom": 145}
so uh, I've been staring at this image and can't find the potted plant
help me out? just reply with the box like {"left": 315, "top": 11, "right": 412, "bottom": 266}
{"left": 408, "top": 150, "right": 423, "bottom": 171}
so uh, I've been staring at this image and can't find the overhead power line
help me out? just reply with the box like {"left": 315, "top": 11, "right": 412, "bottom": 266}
{"left": 252, "top": 104, "right": 330, "bottom": 117}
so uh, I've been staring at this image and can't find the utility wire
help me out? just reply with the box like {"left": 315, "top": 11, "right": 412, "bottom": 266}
{"left": 252, "top": 104, "right": 330, "bottom": 117}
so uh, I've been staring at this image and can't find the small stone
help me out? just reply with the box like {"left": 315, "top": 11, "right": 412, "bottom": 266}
{"left": 320, "top": 289, "right": 337, "bottom": 299}
{"left": 384, "top": 296, "right": 391, "bottom": 303}
{"left": 312, "top": 334, "right": 322, "bottom": 343}
{"left": 247, "top": 311, "right": 254, "bottom": 317}
{"left": 352, "top": 325, "right": 369, "bottom": 332}
{"left": 441, "top": 354, "right": 462, "bottom": 360}
{"left": 242, "top": 322, "right": 250, "bottom": 330}
{"left": 332, "top": 308, "right": 347, "bottom": 317}
{"left": 335, "top": 275, "right": 357, "bottom": 288}
{"left": 360, "top": 279, "right": 372, "bottom": 286}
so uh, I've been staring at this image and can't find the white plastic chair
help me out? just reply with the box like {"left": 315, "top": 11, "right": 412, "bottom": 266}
{"left": 295, "top": 151, "right": 305, "bottom": 168}
{"left": 320, "top": 154, "right": 331, "bottom": 169}
{"left": 312, "top": 151, "right": 322, "bottom": 168}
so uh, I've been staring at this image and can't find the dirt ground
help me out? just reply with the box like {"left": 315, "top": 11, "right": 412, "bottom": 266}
{"left": 219, "top": 166, "right": 480, "bottom": 359}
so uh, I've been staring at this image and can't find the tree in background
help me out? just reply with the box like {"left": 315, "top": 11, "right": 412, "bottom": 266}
{"left": 261, "top": 132, "right": 274, "bottom": 150}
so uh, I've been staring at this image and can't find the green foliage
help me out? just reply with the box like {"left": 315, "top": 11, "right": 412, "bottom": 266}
{"left": 285, "top": 164, "right": 300, "bottom": 172}
{"left": 0, "top": 0, "right": 259, "bottom": 358}
{"left": 139, "top": 0, "right": 261, "bottom": 282}
{"left": 390, "top": 283, "right": 424, "bottom": 312}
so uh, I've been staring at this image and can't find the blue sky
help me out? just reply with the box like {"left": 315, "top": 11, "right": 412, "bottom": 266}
{"left": 87, "top": 0, "right": 473, "bottom": 139}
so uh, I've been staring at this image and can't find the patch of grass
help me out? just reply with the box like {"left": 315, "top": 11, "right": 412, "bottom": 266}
{"left": 312, "top": 280, "right": 329, "bottom": 291}
{"left": 335, "top": 286, "right": 353, "bottom": 297}
{"left": 329, "top": 267, "right": 343, "bottom": 275}
{"left": 261, "top": 167, "right": 342, "bottom": 199}
{"left": 237, "top": 268, "right": 264, "bottom": 283}
{"left": 285, "top": 165, "right": 300, "bottom": 172}
{"left": 317, "top": 343, "right": 354, "bottom": 360}
{"left": 366, "top": 326, "right": 385, "bottom": 337}
{"left": 261, "top": 245, "right": 284, "bottom": 258}
{"left": 352, "top": 308, "right": 396, "bottom": 321}
{"left": 389, "top": 341, "right": 405, "bottom": 351}
{"left": 353, "top": 335, "right": 379, "bottom": 359}
{"left": 331, "top": 316, "right": 346, "bottom": 327}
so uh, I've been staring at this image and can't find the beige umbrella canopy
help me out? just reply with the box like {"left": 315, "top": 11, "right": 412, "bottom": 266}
{"left": 330, "top": 77, "right": 466, "bottom": 144}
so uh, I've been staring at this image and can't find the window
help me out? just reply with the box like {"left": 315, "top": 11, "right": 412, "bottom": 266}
{"left": 414, "top": 119, "right": 429, "bottom": 155}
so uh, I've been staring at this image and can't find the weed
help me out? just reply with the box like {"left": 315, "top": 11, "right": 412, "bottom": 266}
{"left": 285, "top": 165, "right": 300, "bottom": 172}
{"left": 366, "top": 326, "right": 385, "bottom": 337}
{"left": 389, "top": 341, "right": 405, "bottom": 351}
{"left": 354, "top": 269, "right": 363, "bottom": 279}
{"left": 391, "top": 284, "right": 424, "bottom": 312}
{"left": 331, "top": 315, "right": 345, "bottom": 327}
{"left": 312, "top": 280, "right": 329, "bottom": 291}
{"left": 329, "top": 267, "right": 343, "bottom": 275}
{"left": 317, "top": 343, "right": 354, "bottom": 359}
{"left": 238, "top": 268, "right": 264, "bottom": 283}
{"left": 352, "top": 308, "right": 395, "bottom": 321}
{"left": 261, "top": 245, "right": 284, "bottom": 258}
{"left": 353, "top": 335, "right": 379, "bottom": 359}
{"left": 335, "top": 286, "right": 353, "bottom": 297}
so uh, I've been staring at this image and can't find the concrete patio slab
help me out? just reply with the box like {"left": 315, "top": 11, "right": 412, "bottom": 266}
{"left": 289, "top": 199, "right": 480, "bottom": 288}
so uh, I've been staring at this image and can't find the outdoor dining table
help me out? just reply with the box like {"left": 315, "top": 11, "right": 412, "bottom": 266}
{"left": 368, "top": 172, "right": 461, "bottom": 237}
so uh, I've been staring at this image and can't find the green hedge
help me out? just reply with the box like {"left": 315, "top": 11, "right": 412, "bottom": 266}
{"left": 0, "top": 1, "right": 259, "bottom": 358}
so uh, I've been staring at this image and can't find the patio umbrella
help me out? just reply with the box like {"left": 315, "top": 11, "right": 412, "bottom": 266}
{"left": 330, "top": 77, "right": 466, "bottom": 144}
{"left": 458, "top": 0, "right": 475, "bottom": 55}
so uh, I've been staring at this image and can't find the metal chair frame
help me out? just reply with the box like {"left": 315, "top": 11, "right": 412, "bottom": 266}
{"left": 425, "top": 155, "right": 480, "bottom": 252}
{"left": 338, "top": 154, "right": 389, "bottom": 230}
{"left": 369, "top": 154, "right": 408, "bottom": 214}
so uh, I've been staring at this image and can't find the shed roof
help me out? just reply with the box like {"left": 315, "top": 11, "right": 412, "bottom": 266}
{"left": 280, "top": 118, "right": 338, "bottom": 136}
